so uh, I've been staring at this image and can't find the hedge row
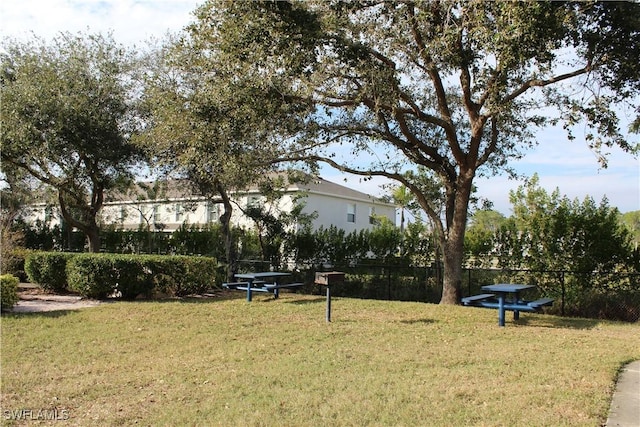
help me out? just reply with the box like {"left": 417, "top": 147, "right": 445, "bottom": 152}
{"left": 25, "top": 252, "right": 220, "bottom": 300}
{"left": 25, "top": 252, "right": 75, "bottom": 293}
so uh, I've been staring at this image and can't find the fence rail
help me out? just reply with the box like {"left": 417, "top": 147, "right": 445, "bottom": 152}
{"left": 237, "top": 261, "right": 639, "bottom": 322}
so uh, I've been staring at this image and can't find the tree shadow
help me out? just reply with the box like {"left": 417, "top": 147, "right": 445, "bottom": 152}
{"left": 3, "top": 310, "right": 76, "bottom": 319}
{"left": 518, "top": 315, "right": 602, "bottom": 330}
{"left": 399, "top": 318, "right": 437, "bottom": 325}
{"left": 284, "top": 297, "right": 325, "bottom": 305}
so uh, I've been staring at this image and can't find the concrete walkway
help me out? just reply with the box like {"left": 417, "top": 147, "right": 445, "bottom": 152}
{"left": 606, "top": 360, "right": 640, "bottom": 427}
{"left": 10, "top": 293, "right": 102, "bottom": 313}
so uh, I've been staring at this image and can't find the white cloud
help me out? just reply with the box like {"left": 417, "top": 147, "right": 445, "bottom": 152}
{"left": 0, "top": 0, "right": 201, "bottom": 45}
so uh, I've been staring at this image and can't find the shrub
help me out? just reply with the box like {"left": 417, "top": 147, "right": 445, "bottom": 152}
{"left": 24, "top": 252, "right": 75, "bottom": 292}
{"left": 144, "top": 255, "right": 219, "bottom": 297}
{"left": 562, "top": 289, "right": 640, "bottom": 322}
{"left": 177, "top": 256, "right": 219, "bottom": 296}
{"left": 112, "top": 255, "right": 154, "bottom": 300}
{"left": 1, "top": 274, "right": 20, "bottom": 311}
{"left": 65, "top": 253, "right": 219, "bottom": 299}
{"left": 1, "top": 248, "right": 31, "bottom": 282}
{"left": 144, "top": 256, "right": 184, "bottom": 297}
{"left": 66, "top": 254, "right": 117, "bottom": 299}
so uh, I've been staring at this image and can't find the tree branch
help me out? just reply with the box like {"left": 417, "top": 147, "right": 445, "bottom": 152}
{"left": 503, "top": 66, "right": 591, "bottom": 104}
{"left": 406, "top": 4, "right": 465, "bottom": 164}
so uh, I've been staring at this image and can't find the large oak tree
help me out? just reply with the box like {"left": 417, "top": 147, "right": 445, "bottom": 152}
{"left": 190, "top": 0, "right": 639, "bottom": 303}
{"left": 1, "top": 33, "right": 142, "bottom": 252}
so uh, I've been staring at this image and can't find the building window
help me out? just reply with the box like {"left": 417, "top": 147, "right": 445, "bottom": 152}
{"left": 347, "top": 203, "right": 356, "bottom": 223}
{"left": 247, "top": 196, "right": 261, "bottom": 209}
{"left": 175, "top": 203, "right": 184, "bottom": 222}
{"left": 207, "top": 202, "right": 219, "bottom": 223}
{"left": 369, "top": 207, "right": 376, "bottom": 225}
{"left": 153, "top": 205, "right": 161, "bottom": 224}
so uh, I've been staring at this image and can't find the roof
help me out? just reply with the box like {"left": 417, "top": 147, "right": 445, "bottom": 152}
{"left": 105, "top": 172, "right": 392, "bottom": 206}
{"left": 292, "top": 177, "right": 388, "bottom": 204}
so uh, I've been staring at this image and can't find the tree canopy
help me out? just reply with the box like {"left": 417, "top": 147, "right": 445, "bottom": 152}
{"left": 1, "top": 32, "right": 142, "bottom": 252}
{"left": 138, "top": 24, "right": 311, "bottom": 279}
{"left": 191, "top": 0, "right": 639, "bottom": 303}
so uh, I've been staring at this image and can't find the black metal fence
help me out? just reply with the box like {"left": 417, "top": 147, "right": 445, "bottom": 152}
{"left": 462, "top": 268, "right": 639, "bottom": 322}
{"left": 237, "top": 260, "right": 639, "bottom": 323}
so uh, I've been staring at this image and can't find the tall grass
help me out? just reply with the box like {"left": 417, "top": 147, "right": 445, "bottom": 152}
{"left": 2, "top": 294, "right": 638, "bottom": 426}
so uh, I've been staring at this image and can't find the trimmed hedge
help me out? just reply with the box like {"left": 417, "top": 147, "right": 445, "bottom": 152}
{"left": 24, "top": 252, "right": 75, "bottom": 293}
{"left": 142, "top": 256, "right": 219, "bottom": 297}
{"left": 66, "top": 254, "right": 220, "bottom": 299}
{"left": 66, "top": 254, "right": 119, "bottom": 299}
{"left": 1, "top": 248, "right": 31, "bottom": 282}
{"left": 23, "top": 251, "right": 219, "bottom": 300}
{"left": 1, "top": 274, "right": 20, "bottom": 311}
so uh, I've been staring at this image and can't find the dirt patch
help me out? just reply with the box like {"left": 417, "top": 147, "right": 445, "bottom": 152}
{"left": 10, "top": 294, "right": 103, "bottom": 313}
{"left": 8, "top": 284, "right": 226, "bottom": 313}
{"left": 8, "top": 285, "right": 104, "bottom": 313}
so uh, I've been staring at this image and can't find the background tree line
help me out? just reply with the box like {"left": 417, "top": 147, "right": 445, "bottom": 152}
{"left": 9, "top": 176, "right": 637, "bottom": 277}
{"left": 4, "top": 174, "right": 638, "bottom": 320}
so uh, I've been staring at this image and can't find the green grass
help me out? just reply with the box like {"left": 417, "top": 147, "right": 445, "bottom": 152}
{"left": 2, "top": 294, "right": 639, "bottom": 426}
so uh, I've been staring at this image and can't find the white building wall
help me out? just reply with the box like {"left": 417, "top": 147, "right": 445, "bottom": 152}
{"left": 301, "top": 192, "right": 393, "bottom": 232}
{"left": 22, "top": 179, "right": 396, "bottom": 234}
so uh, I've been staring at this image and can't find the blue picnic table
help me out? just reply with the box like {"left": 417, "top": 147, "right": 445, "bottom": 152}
{"left": 462, "top": 284, "right": 554, "bottom": 327}
{"left": 223, "top": 272, "right": 304, "bottom": 302}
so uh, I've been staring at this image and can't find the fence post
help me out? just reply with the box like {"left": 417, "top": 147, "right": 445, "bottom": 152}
{"left": 560, "top": 270, "right": 565, "bottom": 316}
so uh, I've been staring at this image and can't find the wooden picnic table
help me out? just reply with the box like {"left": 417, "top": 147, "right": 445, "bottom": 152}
{"left": 462, "top": 283, "right": 554, "bottom": 327}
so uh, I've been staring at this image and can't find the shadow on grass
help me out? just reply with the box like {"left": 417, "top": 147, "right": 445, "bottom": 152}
{"left": 156, "top": 292, "right": 243, "bottom": 304}
{"left": 400, "top": 318, "right": 437, "bottom": 325}
{"left": 3, "top": 310, "right": 77, "bottom": 319}
{"left": 518, "top": 315, "right": 602, "bottom": 330}
{"left": 284, "top": 297, "right": 325, "bottom": 305}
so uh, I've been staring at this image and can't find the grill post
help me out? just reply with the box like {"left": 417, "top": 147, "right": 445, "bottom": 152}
{"left": 315, "top": 272, "right": 345, "bottom": 323}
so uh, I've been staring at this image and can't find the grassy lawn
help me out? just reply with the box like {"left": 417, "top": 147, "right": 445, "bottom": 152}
{"left": 2, "top": 293, "right": 639, "bottom": 426}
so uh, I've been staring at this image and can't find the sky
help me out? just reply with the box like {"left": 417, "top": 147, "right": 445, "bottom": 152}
{"left": 2, "top": 0, "right": 639, "bottom": 215}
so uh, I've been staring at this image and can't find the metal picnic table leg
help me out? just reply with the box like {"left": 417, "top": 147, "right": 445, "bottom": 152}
{"left": 247, "top": 279, "right": 253, "bottom": 302}
{"left": 326, "top": 284, "right": 331, "bottom": 322}
{"left": 513, "top": 291, "right": 520, "bottom": 321}
{"left": 498, "top": 294, "right": 505, "bottom": 327}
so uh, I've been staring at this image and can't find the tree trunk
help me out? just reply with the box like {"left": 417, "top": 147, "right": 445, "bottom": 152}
{"left": 440, "top": 237, "right": 464, "bottom": 304}
{"left": 58, "top": 191, "right": 102, "bottom": 253}
{"left": 216, "top": 185, "right": 238, "bottom": 283}
{"left": 86, "top": 226, "right": 101, "bottom": 253}
{"left": 439, "top": 171, "right": 474, "bottom": 304}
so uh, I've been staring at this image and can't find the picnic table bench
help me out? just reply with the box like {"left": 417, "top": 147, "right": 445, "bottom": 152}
{"left": 462, "top": 284, "right": 554, "bottom": 327}
{"left": 223, "top": 272, "right": 304, "bottom": 301}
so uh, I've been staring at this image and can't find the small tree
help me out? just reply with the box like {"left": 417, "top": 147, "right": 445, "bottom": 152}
{"left": 242, "top": 180, "right": 316, "bottom": 269}
{"left": 139, "top": 24, "right": 310, "bottom": 280}
{"left": 465, "top": 209, "right": 507, "bottom": 267}
{"left": 368, "top": 217, "right": 403, "bottom": 262}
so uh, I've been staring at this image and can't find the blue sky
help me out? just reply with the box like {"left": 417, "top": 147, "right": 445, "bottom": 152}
{"left": 3, "top": 0, "right": 638, "bottom": 215}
